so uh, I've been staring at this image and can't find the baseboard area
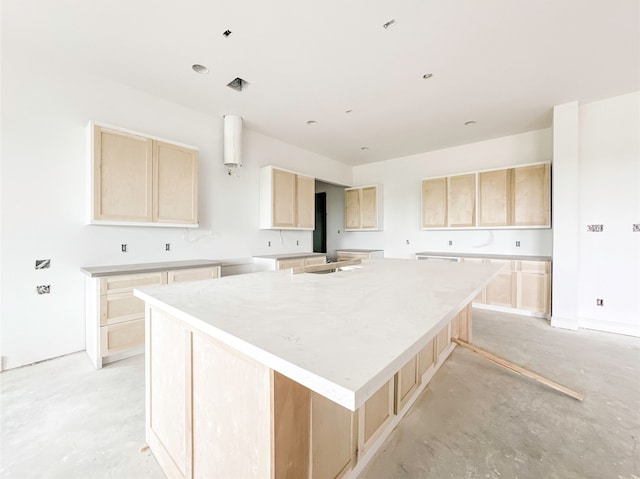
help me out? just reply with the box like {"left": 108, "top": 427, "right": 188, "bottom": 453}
{"left": 550, "top": 316, "right": 580, "bottom": 331}
{"left": 578, "top": 318, "right": 640, "bottom": 338}
{"left": 475, "top": 303, "right": 549, "bottom": 319}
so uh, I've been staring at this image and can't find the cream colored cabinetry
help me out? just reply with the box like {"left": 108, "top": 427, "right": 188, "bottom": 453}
{"left": 253, "top": 254, "right": 327, "bottom": 272}
{"left": 84, "top": 263, "right": 220, "bottom": 369}
{"left": 461, "top": 257, "right": 550, "bottom": 316}
{"left": 260, "top": 166, "right": 315, "bottom": 230}
{"left": 145, "top": 295, "right": 470, "bottom": 479}
{"left": 345, "top": 185, "right": 383, "bottom": 231}
{"left": 88, "top": 122, "right": 198, "bottom": 227}
{"left": 422, "top": 174, "right": 476, "bottom": 229}
{"left": 276, "top": 255, "right": 326, "bottom": 270}
{"left": 422, "top": 162, "right": 550, "bottom": 229}
{"left": 336, "top": 249, "right": 384, "bottom": 261}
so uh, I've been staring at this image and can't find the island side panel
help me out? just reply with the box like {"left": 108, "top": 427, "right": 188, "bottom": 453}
{"left": 191, "top": 331, "right": 272, "bottom": 478}
{"left": 145, "top": 304, "right": 273, "bottom": 479}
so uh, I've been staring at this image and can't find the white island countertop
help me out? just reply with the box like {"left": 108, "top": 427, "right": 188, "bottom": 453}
{"left": 134, "top": 258, "right": 500, "bottom": 410}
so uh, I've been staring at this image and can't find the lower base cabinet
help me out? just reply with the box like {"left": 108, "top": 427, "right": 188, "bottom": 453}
{"left": 84, "top": 263, "right": 220, "bottom": 369}
{"left": 146, "top": 302, "right": 472, "bottom": 479}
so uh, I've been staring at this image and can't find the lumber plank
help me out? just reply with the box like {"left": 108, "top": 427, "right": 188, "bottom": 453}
{"left": 452, "top": 338, "right": 584, "bottom": 401}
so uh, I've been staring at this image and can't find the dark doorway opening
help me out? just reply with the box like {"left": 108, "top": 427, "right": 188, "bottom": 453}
{"left": 313, "top": 192, "right": 327, "bottom": 253}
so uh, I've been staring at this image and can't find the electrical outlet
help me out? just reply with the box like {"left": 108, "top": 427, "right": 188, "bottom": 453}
{"left": 515, "top": 241, "right": 521, "bottom": 247}
{"left": 35, "top": 259, "right": 51, "bottom": 269}
{"left": 633, "top": 224, "right": 640, "bottom": 232}
{"left": 165, "top": 243, "right": 171, "bottom": 251}
{"left": 406, "top": 239, "right": 410, "bottom": 245}
{"left": 121, "top": 244, "right": 128, "bottom": 253}
{"left": 296, "top": 240, "right": 299, "bottom": 246}
{"left": 596, "top": 298, "right": 604, "bottom": 306}
{"left": 268, "top": 241, "right": 271, "bottom": 247}
{"left": 448, "top": 240, "right": 453, "bottom": 246}
{"left": 337, "top": 229, "right": 341, "bottom": 234}
{"left": 36, "top": 285, "right": 51, "bottom": 294}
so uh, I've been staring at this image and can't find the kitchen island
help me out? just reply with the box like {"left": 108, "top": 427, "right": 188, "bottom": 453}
{"left": 134, "top": 258, "right": 500, "bottom": 479}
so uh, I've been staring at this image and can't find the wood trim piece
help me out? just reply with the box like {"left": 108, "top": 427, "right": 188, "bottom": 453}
{"left": 452, "top": 339, "right": 584, "bottom": 401}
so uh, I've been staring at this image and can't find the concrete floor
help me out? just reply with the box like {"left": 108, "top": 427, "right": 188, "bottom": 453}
{"left": 1, "top": 310, "right": 639, "bottom": 478}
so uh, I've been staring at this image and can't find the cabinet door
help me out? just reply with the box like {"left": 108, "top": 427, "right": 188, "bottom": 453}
{"left": 311, "top": 392, "right": 356, "bottom": 479}
{"left": 100, "top": 291, "right": 145, "bottom": 326}
{"left": 361, "top": 186, "right": 378, "bottom": 229}
{"left": 153, "top": 141, "right": 198, "bottom": 224}
{"left": 512, "top": 164, "right": 550, "bottom": 226}
{"left": 486, "top": 260, "right": 516, "bottom": 308}
{"left": 448, "top": 174, "right": 476, "bottom": 227}
{"left": 478, "top": 169, "right": 511, "bottom": 227}
{"left": 421, "top": 178, "right": 447, "bottom": 228}
{"left": 295, "top": 174, "right": 315, "bottom": 229}
{"left": 516, "top": 261, "right": 551, "bottom": 313}
{"left": 94, "top": 126, "right": 153, "bottom": 222}
{"left": 100, "top": 318, "right": 145, "bottom": 356}
{"left": 394, "top": 356, "right": 419, "bottom": 414}
{"left": 361, "top": 380, "right": 393, "bottom": 448}
{"left": 345, "top": 188, "right": 361, "bottom": 229}
{"left": 272, "top": 169, "right": 297, "bottom": 228}
{"left": 417, "top": 338, "right": 436, "bottom": 378}
{"left": 167, "top": 267, "right": 219, "bottom": 284}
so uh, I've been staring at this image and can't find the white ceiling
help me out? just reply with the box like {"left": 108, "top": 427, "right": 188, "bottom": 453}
{"left": 4, "top": 0, "right": 639, "bottom": 165}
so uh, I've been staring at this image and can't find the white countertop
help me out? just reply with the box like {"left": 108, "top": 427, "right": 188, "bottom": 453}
{"left": 80, "top": 259, "right": 222, "bottom": 277}
{"left": 253, "top": 252, "right": 327, "bottom": 260}
{"left": 415, "top": 251, "right": 552, "bottom": 262}
{"left": 134, "top": 258, "right": 500, "bottom": 410}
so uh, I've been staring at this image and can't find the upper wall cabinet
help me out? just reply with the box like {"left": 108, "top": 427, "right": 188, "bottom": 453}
{"left": 421, "top": 174, "right": 476, "bottom": 228}
{"left": 88, "top": 122, "right": 198, "bottom": 227}
{"left": 422, "top": 162, "right": 550, "bottom": 230}
{"left": 260, "top": 166, "right": 315, "bottom": 230}
{"left": 345, "top": 185, "right": 383, "bottom": 231}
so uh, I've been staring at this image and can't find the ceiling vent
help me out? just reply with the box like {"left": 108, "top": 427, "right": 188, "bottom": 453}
{"left": 223, "top": 115, "right": 243, "bottom": 167}
{"left": 227, "top": 77, "right": 249, "bottom": 92}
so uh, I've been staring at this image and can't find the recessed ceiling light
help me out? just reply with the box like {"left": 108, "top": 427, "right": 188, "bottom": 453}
{"left": 383, "top": 19, "right": 396, "bottom": 29}
{"left": 306, "top": 120, "right": 317, "bottom": 125}
{"left": 422, "top": 73, "right": 433, "bottom": 79}
{"left": 464, "top": 120, "right": 477, "bottom": 126}
{"left": 223, "top": 30, "right": 232, "bottom": 37}
{"left": 192, "top": 64, "right": 209, "bottom": 74}
{"left": 361, "top": 146, "right": 369, "bottom": 150}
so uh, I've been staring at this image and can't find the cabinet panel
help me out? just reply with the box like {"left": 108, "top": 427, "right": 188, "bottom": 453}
{"left": 421, "top": 178, "right": 447, "bottom": 228}
{"left": 436, "top": 324, "right": 450, "bottom": 358}
{"left": 417, "top": 338, "right": 435, "bottom": 378}
{"left": 94, "top": 126, "right": 153, "bottom": 222}
{"left": 100, "top": 272, "right": 165, "bottom": 295}
{"left": 512, "top": 163, "right": 550, "bottom": 226}
{"left": 100, "top": 291, "right": 145, "bottom": 326}
{"left": 486, "top": 260, "right": 516, "bottom": 308}
{"left": 277, "top": 259, "right": 305, "bottom": 270}
{"left": 272, "top": 169, "right": 297, "bottom": 228}
{"left": 296, "top": 175, "right": 315, "bottom": 229}
{"left": 478, "top": 169, "right": 511, "bottom": 227}
{"left": 394, "top": 356, "right": 419, "bottom": 414}
{"left": 517, "top": 271, "right": 550, "bottom": 313}
{"left": 304, "top": 256, "right": 327, "bottom": 266}
{"left": 345, "top": 188, "right": 361, "bottom": 229}
{"left": 100, "top": 318, "right": 145, "bottom": 356}
{"left": 448, "top": 174, "right": 476, "bottom": 227}
{"left": 363, "top": 380, "right": 393, "bottom": 445}
{"left": 311, "top": 392, "right": 355, "bottom": 479}
{"left": 153, "top": 141, "right": 198, "bottom": 224}
{"left": 167, "top": 267, "right": 219, "bottom": 284}
{"left": 361, "top": 186, "right": 378, "bottom": 229}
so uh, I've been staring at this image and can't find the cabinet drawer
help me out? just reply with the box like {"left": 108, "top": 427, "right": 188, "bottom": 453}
{"left": 304, "top": 256, "right": 326, "bottom": 266}
{"left": 277, "top": 259, "right": 305, "bottom": 270}
{"left": 337, "top": 252, "right": 369, "bottom": 261}
{"left": 100, "top": 319, "right": 145, "bottom": 356}
{"left": 100, "top": 272, "right": 165, "bottom": 295}
{"left": 167, "top": 267, "right": 219, "bottom": 284}
{"left": 100, "top": 291, "right": 145, "bottom": 326}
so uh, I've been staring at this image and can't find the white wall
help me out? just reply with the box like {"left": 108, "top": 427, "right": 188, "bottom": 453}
{"left": 0, "top": 51, "right": 351, "bottom": 369}
{"left": 339, "top": 129, "right": 554, "bottom": 259}
{"left": 575, "top": 92, "right": 639, "bottom": 335}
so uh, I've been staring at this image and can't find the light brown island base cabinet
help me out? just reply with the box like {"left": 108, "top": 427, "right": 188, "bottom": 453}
{"left": 87, "top": 122, "right": 198, "bottom": 227}
{"left": 260, "top": 166, "right": 315, "bottom": 230}
{"left": 143, "top": 300, "right": 471, "bottom": 479}
{"left": 345, "top": 185, "right": 383, "bottom": 231}
{"left": 84, "top": 264, "right": 220, "bottom": 369}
